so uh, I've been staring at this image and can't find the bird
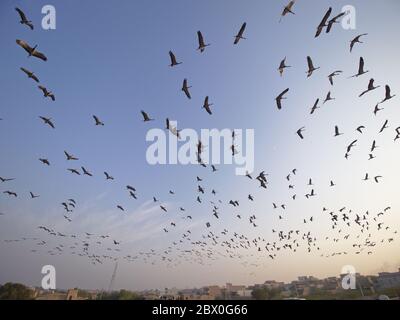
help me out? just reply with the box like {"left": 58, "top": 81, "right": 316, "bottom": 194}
{"left": 67, "top": 168, "right": 80, "bottom": 175}
{"left": 374, "top": 176, "right": 383, "bottom": 183}
{"left": 328, "top": 71, "right": 342, "bottom": 86}
{"left": 356, "top": 126, "right": 365, "bottom": 134}
{"left": 371, "top": 140, "right": 378, "bottom": 152}
{"left": 181, "top": 79, "right": 192, "bottom": 99}
{"left": 117, "top": 205, "right": 124, "bottom": 212}
{"left": 326, "top": 12, "right": 346, "bottom": 33}
{"left": 16, "top": 40, "right": 47, "bottom": 61}
{"left": 279, "top": 1, "right": 296, "bottom": 22}
{"left": 278, "top": 57, "right": 291, "bottom": 76}
{"left": 197, "top": 31, "right": 210, "bottom": 52}
{"left": 93, "top": 115, "right": 104, "bottom": 126}
{"left": 0, "top": 177, "right": 15, "bottom": 183}
{"left": 20, "top": 67, "right": 39, "bottom": 83}
{"left": 350, "top": 57, "right": 368, "bottom": 78}
{"left": 275, "top": 88, "right": 289, "bottom": 110}
{"left": 359, "top": 79, "right": 380, "bottom": 97}
{"left": 374, "top": 104, "right": 383, "bottom": 116}
{"left": 310, "top": 99, "right": 320, "bottom": 115}
{"left": 160, "top": 206, "right": 167, "bottom": 213}
{"left": 379, "top": 120, "right": 389, "bottom": 133}
{"left": 39, "top": 116, "right": 55, "bottom": 129}
{"left": 296, "top": 127, "right": 305, "bottom": 139}
{"left": 140, "top": 110, "right": 154, "bottom": 122}
{"left": 30, "top": 192, "right": 39, "bottom": 199}
{"left": 334, "top": 126, "right": 343, "bottom": 137}
{"left": 38, "top": 85, "right": 55, "bottom": 101}
{"left": 15, "top": 8, "right": 33, "bottom": 30}
{"left": 104, "top": 172, "right": 114, "bottom": 180}
{"left": 127, "top": 185, "right": 136, "bottom": 192}
{"left": 81, "top": 167, "right": 93, "bottom": 177}
{"left": 323, "top": 92, "right": 334, "bottom": 104}
{"left": 315, "top": 7, "right": 332, "bottom": 38}
{"left": 168, "top": 51, "right": 182, "bottom": 67}
{"left": 39, "top": 158, "right": 50, "bottom": 166}
{"left": 380, "top": 85, "right": 396, "bottom": 104}
{"left": 350, "top": 34, "right": 368, "bottom": 52}
{"left": 3, "top": 191, "right": 17, "bottom": 197}
{"left": 234, "top": 22, "right": 247, "bottom": 44}
{"left": 64, "top": 151, "right": 78, "bottom": 161}
{"left": 202, "top": 96, "right": 213, "bottom": 115}
{"left": 306, "top": 56, "right": 320, "bottom": 77}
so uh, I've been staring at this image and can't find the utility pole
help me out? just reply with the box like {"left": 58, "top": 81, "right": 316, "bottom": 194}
{"left": 108, "top": 261, "right": 118, "bottom": 292}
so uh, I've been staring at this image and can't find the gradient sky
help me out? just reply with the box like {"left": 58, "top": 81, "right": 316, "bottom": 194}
{"left": 0, "top": 0, "right": 400, "bottom": 291}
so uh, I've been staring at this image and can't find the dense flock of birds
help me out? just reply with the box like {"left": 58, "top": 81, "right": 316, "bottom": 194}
{"left": 1, "top": 3, "right": 399, "bottom": 274}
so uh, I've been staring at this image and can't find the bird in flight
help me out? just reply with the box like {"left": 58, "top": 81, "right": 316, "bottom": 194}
{"left": 197, "top": 31, "right": 210, "bottom": 52}
{"left": 168, "top": 51, "right": 182, "bottom": 67}
{"left": 328, "top": 70, "right": 342, "bottom": 86}
{"left": 310, "top": 99, "right": 320, "bottom": 115}
{"left": 350, "top": 57, "right": 368, "bottom": 78}
{"left": 380, "top": 85, "right": 396, "bottom": 104}
{"left": 350, "top": 34, "right": 368, "bottom": 52}
{"left": 104, "top": 172, "right": 114, "bottom": 180}
{"left": 64, "top": 151, "right": 79, "bottom": 161}
{"left": 323, "top": 92, "right": 334, "bottom": 104}
{"left": 278, "top": 58, "right": 291, "bottom": 77}
{"left": 15, "top": 8, "right": 33, "bottom": 30}
{"left": 279, "top": 1, "right": 296, "bottom": 22}
{"left": 140, "top": 110, "right": 154, "bottom": 122}
{"left": 306, "top": 56, "right": 320, "bottom": 78}
{"left": 81, "top": 167, "right": 93, "bottom": 177}
{"left": 38, "top": 85, "right": 55, "bottom": 101}
{"left": 16, "top": 40, "right": 47, "bottom": 61}
{"left": 326, "top": 12, "right": 346, "bottom": 33}
{"left": 39, "top": 158, "right": 50, "bottom": 166}
{"left": 67, "top": 168, "right": 80, "bottom": 175}
{"left": 356, "top": 126, "right": 365, "bottom": 134}
{"left": 202, "top": 96, "right": 213, "bottom": 115}
{"left": 3, "top": 191, "right": 17, "bottom": 197}
{"left": 315, "top": 7, "right": 332, "bottom": 38}
{"left": 334, "top": 126, "right": 343, "bottom": 137}
{"left": 39, "top": 116, "right": 55, "bottom": 129}
{"left": 275, "top": 88, "right": 289, "bottom": 110}
{"left": 0, "top": 177, "right": 15, "bottom": 183}
{"left": 30, "top": 192, "right": 40, "bottom": 199}
{"left": 93, "top": 115, "right": 104, "bottom": 126}
{"left": 379, "top": 120, "right": 389, "bottom": 134}
{"left": 359, "top": 79, "right": 380, "bottom": 97}
{"left": 296, "top": 127, "right": 305, "bottom": 139}
{"left": 20, "top": 67, "right": 39, "bottom": 83}
{"left": 234, "top": 22, "right": 247, "bottom": 45}
{"left": 181, "top": 79, "right": 192, "bottom": 99}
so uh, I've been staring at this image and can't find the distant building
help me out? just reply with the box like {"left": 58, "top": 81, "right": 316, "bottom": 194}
{"left": 376, "top": 268, "right": 400, "bottom": 290}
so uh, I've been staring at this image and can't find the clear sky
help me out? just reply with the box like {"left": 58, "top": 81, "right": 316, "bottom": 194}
{"left": 0, "top": 0, "right": 400, "bottom": 291}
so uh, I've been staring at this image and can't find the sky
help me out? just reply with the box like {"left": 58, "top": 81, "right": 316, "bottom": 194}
{"left": 0, "top": 0, "right": 400, "bottom": 291}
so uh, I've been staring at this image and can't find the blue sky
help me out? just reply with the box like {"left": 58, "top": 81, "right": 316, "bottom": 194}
{"left": 0, "top": 0, "right": 400, "bottom": 291}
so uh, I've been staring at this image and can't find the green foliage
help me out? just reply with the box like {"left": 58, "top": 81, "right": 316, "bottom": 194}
{"left": 98, "top": 289, "right": 142, "bottom": 300}
{"left": 251, "top": 287, "right": 281, "bottom": 300}
{"left": 0, "top": 283, "right": 35, "bottom": 300}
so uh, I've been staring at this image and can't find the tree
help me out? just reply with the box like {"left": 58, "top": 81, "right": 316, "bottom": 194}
{"left": 0, "top": 283, "right": 35, "bottom": 300}
{"left": 251, "top": 287, "right": 280, "bottom": 300}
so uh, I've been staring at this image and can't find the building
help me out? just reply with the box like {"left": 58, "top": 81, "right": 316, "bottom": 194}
{"left": 376, "top": 268, "right": 400, "bottom": 290}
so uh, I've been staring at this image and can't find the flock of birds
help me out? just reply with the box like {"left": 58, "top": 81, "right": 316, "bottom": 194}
{"left": 1, "top": 3, "right": 399, "bottom": 279}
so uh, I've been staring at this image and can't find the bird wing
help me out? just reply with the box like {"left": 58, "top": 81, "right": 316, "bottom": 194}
{"left": 197, "top": 31, "right": 205, "bottom": 47}
{"left": 32, "top": 50, "right": 47, "bottom": 61}
{"left": 307, "top": 56, "right": 314, "bottom": 70}
{"left": 15, "top": 8, "right": 27, "bottom": 22}
{"left": 358, "top": 57, "right": 365, "bottom": 74}
{"left": 16, "top": 39, "right": 33, "bottom": 54}
{"left": 169, "top": 51, "right": 177, "bottom": 65}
